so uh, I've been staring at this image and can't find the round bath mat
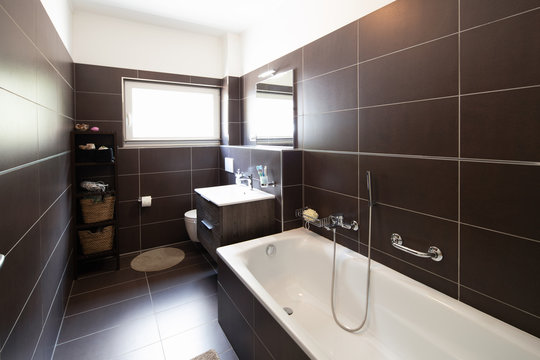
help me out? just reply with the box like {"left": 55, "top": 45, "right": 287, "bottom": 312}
{"left": 130, "top": 247, "right": 185, "bottom": 272}
{"left": 191, "top": 350, "right": 219, "bottom": 360}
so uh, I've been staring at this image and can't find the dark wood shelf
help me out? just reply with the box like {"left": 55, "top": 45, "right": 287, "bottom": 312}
{"left": 76, "top": 219, "right": 115, "bottom": 230}
{"left": 76, "top": 190, "right": 115, "bottom": 198}
{"left": 75, "top": 161, "right": 115, "bottom": 167}
{"left": 71, "top": 130, "right": 120, "bottom": 278}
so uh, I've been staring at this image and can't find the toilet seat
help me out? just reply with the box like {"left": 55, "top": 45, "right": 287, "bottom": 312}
{"left": 184, "top": 209, "right": 197, "bottom": 219}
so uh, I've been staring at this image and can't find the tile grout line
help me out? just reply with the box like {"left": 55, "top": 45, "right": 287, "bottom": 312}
{"left": 50, "top": 273, "right": 75, "bottom": 359}
{"left": 144, "top": 271, "right": 168, "bottom": 360}
{"left": 457, "top": 0, "right": 462, "bottom": 301}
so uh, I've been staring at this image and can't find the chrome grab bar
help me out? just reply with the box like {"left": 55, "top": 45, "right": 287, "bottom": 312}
{"left": 0, "top": 254, "right": 4, "bottom": 270}
{"left": 390, "top": 233, "right": 443, "bottom": 262}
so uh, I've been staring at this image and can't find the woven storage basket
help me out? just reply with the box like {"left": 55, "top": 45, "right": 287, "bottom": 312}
{"left": 78, "top": 226, "right": 114, "bottom": 255}
{"left": 80, "top": 195, "right": 115, "bottom": 223}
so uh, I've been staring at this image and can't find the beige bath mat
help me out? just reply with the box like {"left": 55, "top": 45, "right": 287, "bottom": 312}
{"left": 130, "top": 247, "right": 185, "bottom": 272}
{"left": 191, "top": 349, "right": 219, "bottom": 360}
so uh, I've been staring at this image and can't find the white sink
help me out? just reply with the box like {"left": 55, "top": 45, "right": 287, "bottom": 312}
{"left": 195, "top": 184, "right": 275, "bottom": 207}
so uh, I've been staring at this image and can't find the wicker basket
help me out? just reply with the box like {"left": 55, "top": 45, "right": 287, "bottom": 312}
{"left": 78, "top": 226, "right": 114, "bottom": 255}
{"left": 80, "top": 195, "right": 115, "bottom": 223}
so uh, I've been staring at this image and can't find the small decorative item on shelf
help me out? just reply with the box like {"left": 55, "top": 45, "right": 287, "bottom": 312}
{"left": 90, "top": 126, "right": 100, "bottom": 131}
{"left": 78, "top": 226, "right": 114, "bottom": 255}
{"left": 75, "top": 123, "right": 89, "bottom": 131}
{"left": 80, "top": 194, "right": 115, "bottom": 224}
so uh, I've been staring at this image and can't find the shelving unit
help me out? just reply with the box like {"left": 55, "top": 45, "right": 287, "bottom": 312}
{"left": 71, "top": 131, "right": 120, "bottom": 277}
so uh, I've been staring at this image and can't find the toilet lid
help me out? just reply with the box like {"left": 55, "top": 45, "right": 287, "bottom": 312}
{"left": 184, "top": 209, "right": 197, "bottom": 219}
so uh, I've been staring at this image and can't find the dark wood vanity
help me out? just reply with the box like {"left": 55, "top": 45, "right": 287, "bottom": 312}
{"left": 195, "top": 193, "right": 275, "bottom": 261}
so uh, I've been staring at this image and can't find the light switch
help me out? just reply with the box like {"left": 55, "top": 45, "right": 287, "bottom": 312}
{"left": 225, "top": 157, "right": 234, "bottom": 173}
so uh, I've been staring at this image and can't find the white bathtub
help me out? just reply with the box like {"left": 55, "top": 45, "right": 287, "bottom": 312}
{"left": 217, "top": 228, "right": 540, "bottom": 360}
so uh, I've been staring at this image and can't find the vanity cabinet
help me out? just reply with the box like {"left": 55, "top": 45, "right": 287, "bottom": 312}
{"left": 195, "top": 193, "right": 274, "bottom": 261}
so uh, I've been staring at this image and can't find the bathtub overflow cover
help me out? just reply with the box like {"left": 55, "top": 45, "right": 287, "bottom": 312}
{"left": 266, "top": 244, "right": 276, "bottom": 257}
{"left": 283, "top": 307, "right": 293, "bottom": 315}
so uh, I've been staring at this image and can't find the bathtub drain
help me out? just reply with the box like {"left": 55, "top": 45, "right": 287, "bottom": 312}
{"left": 283, "top": 307, "right": 293, "bottom": 315}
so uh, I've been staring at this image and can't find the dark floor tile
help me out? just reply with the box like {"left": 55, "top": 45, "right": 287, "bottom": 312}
{"left": 359, "top": 35, "right": 458, "bottom": 107}
{"left": 460, "top": 162, "right": 540, "bottom": 240}
{"left": 359, "top": 97, "right": 458, "bottom": 157}
{"left": 111, "top": 342, "right": 165, "bottom": 360}
{"left": 303, "top": 65, "right": 357, "bottom": 114}
{"left": 161, "top": 320, "right": 231, "bottom": 360}
{"left": 461, "top": 0, "right": 540, "bottom": 30}
{"left": 461, "top": 87, "right": 540, "bottom": 162}
{"left": 66, "top": 278, "right": 149, "bottom": 316}
{"left": 359, "top": 155, "right": 458, "bottom": 220}
{"left": 156, "top": 294, "right": 218, "bottom": 339}
{"left": 304, "top": 151, "right": 358, "bottom": 197}
{"left": 359, "top": 0, "right": 458, "bottom": 61}
{"left": 460, "top": 286, "right": 540, "bottom": 338}
{"left": 304, "top": 21, "right": 357, "bottom": 79}
{"left": 53, "top": 315, "right": 160, "bottom": 360}
{"left": 460, "top": 10, "right": 540, "bottom": 94}
{"left": 461, "top": 225, "right": 540, "bottom": 316}
{"left": 303, "top": 110, "right": 358, "bottom": 152}
{"left": 59, "top": 295, "right": 153, "bottom": 343}
{"left": 72, "top": 267, "right": 145, "bottom": 295}
{"left": 144, "top": 251, "right": 209, "bottom": 279}
{"left": 151, "top": 275, "right": 217, "bottom": 313}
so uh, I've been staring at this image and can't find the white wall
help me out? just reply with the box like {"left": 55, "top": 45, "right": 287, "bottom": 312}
{"left": 240, "top": 0, "right": 395, "bottom": 74}
{"left": 40, "top": 0, "right": 73, "bottom": 54}
{"left": 73, "top": 11, "right": 224, "bottom": 78}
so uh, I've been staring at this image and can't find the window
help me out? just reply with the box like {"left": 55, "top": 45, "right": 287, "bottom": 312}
{"left": 123, "top": 79, "right": 220, "bottom": 144}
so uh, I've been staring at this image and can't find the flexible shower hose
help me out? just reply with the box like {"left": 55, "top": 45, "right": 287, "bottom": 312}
{"left": 330, "top": 202, "right": 373, "bottom": 333}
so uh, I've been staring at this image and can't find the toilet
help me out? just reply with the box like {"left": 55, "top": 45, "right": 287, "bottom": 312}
{"left": 184, "top": 209, "right": 199, "bottom": 242}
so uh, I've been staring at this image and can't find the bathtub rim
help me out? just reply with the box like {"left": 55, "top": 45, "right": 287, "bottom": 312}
{"left": 216, "top": 227, "right": 540, "bottom": 360}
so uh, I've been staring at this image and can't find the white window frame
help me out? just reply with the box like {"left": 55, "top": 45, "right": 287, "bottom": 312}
{"left": 122, "top": 78, "right": 221, "bottom": 146}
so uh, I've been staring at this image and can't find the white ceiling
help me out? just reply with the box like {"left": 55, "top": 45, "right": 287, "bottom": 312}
{"left": 71, "top": 0, "right": 288, "bottom": 35}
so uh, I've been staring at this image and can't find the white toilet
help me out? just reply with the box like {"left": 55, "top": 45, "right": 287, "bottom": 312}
{"left": 184, "top": 209, "right": 199, "bottom": 242}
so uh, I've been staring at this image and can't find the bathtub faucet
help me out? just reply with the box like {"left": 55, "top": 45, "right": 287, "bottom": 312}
{"left": 325, "top": 214, "right": 359, "bottom": 231}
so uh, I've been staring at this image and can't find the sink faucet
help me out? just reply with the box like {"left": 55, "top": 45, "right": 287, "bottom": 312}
{"left": 235, "top": 170, "right": 253, "bottom": 189}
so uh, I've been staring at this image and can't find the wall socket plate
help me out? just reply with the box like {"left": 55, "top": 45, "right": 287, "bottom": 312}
{"left": 225, "top": 157, "right": 234, "bottom": 173}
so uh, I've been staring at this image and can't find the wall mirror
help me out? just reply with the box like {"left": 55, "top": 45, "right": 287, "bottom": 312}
{"left": 251, "top": 69, "right": 294, "bottom": 146}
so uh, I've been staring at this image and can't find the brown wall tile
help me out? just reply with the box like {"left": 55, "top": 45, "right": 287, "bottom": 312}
{"left": 141, "top": 220, "right": 187, "bottom": 249}
{"left": 118, "top": 201, "right": 140, "bottom": 228}
{"left": 460, "top": 0, "right": 540, "bottom": 30}
{"left": 303, "top": 65, "right": 357, "bottom": 114}
{"left": 118, "top": 226, "right": 140, "bottom": 254}
{"left": 140, "top": 147, "right": 190, "bottom": 173}
{"left": 359, "top": 35, "right": 458, "bottom": 107}
{"left": 461, "top": 87, "right": 540, "bottom": 162}
{"left": 461, "top": 10, "right": 540, "bottom": 93}
{"left": 75, "top": 92, "right": 122, "bottom": 120}
{"left": 305, "top": 151, "right": 358, "bottom": 197}
{"left": 359, "top": 0, "right": 458, "bottom": 61}
{"left": 117, "top": 148, "right": 139, "bottom": 175}
{"left": 192, "top": 169, "right": 219, "bottom": 192}
{"left": 360, "top": 156, "right": 458, "bottom": 220}
{"left": 140, "top": 172, "right": 191, "bottom": 197}
{"left": 461, "top": 225, "right": 540, "bottom": 317}
{"left": 75, "top": 63, "right": 136, "bottom": 94}
{"left": 362, "top": 203, "right": 458, "bottom": 281}
{"left": 192, "top": 147, "right": 219, "bottom": 169}
{"left": 282, "top": 151, "right": 302, "bottom": 186}
{"left": 359, "top": 98, "right": 458, "bottom": 157}
{"left": 304, "top": 110, "right": 358, "bottom": 152}
{"left": 141, "top": 195, "right": 191, "bottom": 224}
{"left": 138, "top": 70, "right": 189, "bottom": 83}
{"left": 303, "top": 21, "right": 357, "bottom": 79}
{"left": 282, "top": 186, "right": 302, "bottom": 222}
{"left": 460, "top": 162, "right": 540, "bottom": 240}
{"left": 117, "top": 175, "right": 139, "bottom": 201}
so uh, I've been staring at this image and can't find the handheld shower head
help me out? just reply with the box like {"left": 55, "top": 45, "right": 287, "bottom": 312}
{"left": 366, "top": 171, "right": 374, "bottom": 207}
